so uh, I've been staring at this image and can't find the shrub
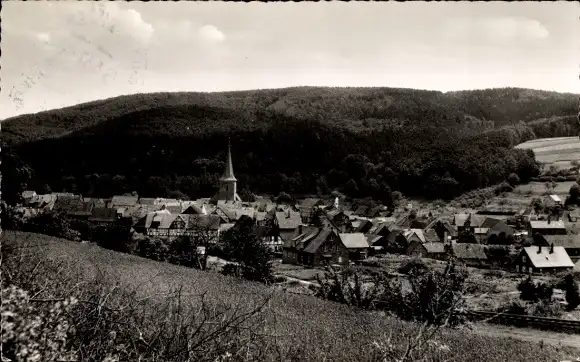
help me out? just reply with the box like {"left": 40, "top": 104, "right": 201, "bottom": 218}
{"left": 398, "top": 257, "right": 429, "bottom": 276}
{"left": 1, "top": 285, "right": 79, "bottom": 362}
{"left": 556, "top": 176, "right": 566, "bottom": 182}
{"left": 517, "top": 276, "right": 553, "bottom": 303}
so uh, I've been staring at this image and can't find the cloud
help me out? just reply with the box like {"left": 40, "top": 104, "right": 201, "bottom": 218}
{"left": 442, "top": 16, "right": 550, "bottom": 45}
{"left": 198, "top": 25, "right": 226, "bottom": 44}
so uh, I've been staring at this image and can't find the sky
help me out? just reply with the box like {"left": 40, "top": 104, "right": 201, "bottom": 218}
{"left": 1, "top": 1, "right": 579, "bottom": 119}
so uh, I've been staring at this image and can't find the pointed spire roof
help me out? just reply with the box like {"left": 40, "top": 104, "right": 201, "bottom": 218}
{"left": 221, "top": 138, "right": 237, "bottom": 182}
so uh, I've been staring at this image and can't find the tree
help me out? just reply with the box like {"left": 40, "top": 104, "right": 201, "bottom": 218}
{"left": 561, "top": 274, "right": 580, "bottom": 311}
{"left": 507, "top": 173, "right": 520, "bottom": 186}
{"left": 1, "top": 148, "right": 34, "bottom": 205}
{"left": 221, "top": 216, "right": 273, "bottom": 283}
{"left": 517, "top": 276, "right": 553, "bottom": 303}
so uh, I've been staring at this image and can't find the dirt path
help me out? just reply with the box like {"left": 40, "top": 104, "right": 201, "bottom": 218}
{"left": 472, "top": 323, "right": 580, "bottom": 349}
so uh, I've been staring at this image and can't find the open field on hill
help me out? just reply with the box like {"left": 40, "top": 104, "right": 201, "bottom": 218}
{"left": 3, "top": 231, "right": 580, "bottom": 361}
{"left": 514, "top": 181, "right": 576, "bottom": 197}
{"left": 516, "top": 136, "right": 580, "bottom": 170}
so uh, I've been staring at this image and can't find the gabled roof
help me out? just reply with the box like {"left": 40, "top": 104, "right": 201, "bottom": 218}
{"left": 423, "top": 242, "right": 446, "bottom": 254}
{"left": 66, "top": 201, "right": 94, "bottom": 216}
{"left": 423, "top": 229, "right": 440, "bottom": 243}
{"left": 138, "top": 198, "right": 157, "bottom": 205}
{"left": 365, "top": 234, "right": 385, "bottom": 246}
{"left": 185, "top": 214, "right": 221, "bottom": 230}
{"left": 111, "top": 195, "right": 139, "bottom": 207}
{"left": 530, "top": 220, "right": 566, "bottom": 230}
{"left": 549, "top": 194, "right": 562, "bottom": 203}
{"left": 454, "top": 213, "right": 485, "bottom": 227}
{"left": 523, "top": 246, "right": 574, "bottom": 268}
{"left": 541, "top": 235, "right": 580, "bottom": 249}
{"left": 53, "top": 195, "right": 84, "bottom": 211}
{"left": 451, "top": 243, "right": 487, "bottom": 260}
{"left": 480, "top": 217, "right": 501, "bottom": 229}
{"left": 89, "top": 207, "right": 117, "bottom": 222}
{"left": 275, "top": 211, "right": 302, "bottom": 230}
{"left": 183, "top": 204, "right": 205, "bottom": 215}
{"left": 339, "top": 233, "right": 369, "bottom": 249}
{"left": 299, "top": 198, "right": 323, "bottom": 210}
{"left": 303, "top": 228, "right": 334, "bottom": 254}
{"left": 354, "top": 206, "right": 369, "bottom": 216}
{"left": 214, "top": 205, "right": 237, "bottom": 222}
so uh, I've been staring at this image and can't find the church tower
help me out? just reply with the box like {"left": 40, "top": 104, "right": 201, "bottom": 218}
{"left": 216, "top": 139, "right": 242, "bottom": 203}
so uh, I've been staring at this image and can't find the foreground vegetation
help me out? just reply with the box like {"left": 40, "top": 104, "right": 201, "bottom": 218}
{"left": 3, "top": 87, "right": 578, "bottom": 205}
{"left": 3, "top": 231, "right": 580, "bottom": 362}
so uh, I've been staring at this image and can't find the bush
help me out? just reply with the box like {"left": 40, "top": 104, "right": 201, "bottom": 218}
{"left": 556, "top": 176, "right": 566, "bottom": 182}
{"left": 398, "top": 257, "right": 429, "bottom": 276}
{"left": 517, "top": 276, "right": 553, "bottom": 303}
{"left": 1, "top": 285, "right": 79, "bottom": 362}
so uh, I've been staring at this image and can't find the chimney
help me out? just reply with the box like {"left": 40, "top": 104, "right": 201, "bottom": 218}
{"left": 550, "top": 243, "right": 554, "bottom": 254}
{"left": 299, "top": 224, "right": 303, "bottom": 234}
{"left": 537, "top": 244, "right": 542, "bottom": 254}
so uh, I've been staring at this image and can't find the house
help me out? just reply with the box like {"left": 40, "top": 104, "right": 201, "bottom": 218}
{"left": 529, "top": 219, "right": 567, "bottom": 236}
{"left": 451, "top": 243, "right": 487, "bottom": 265}
{"left": 275, "top": 210, "right": 303, "bottom": 243}
{"left": 138, "top": 198, "right": 157, "bottom": 206}
{"left": 365, "top": 234, "right": 386, "bottom": 251}
{"left": 514, "top": 245, "right": 575, "bottom": 274}
{"left": 182, "top": 204, "right": 207, "bottom": 215}
{"left": 53, "top": 195, "right": 84, "bottom": 213}
{"left": 545, "top": 194, "right": 563, "bottom": 208}
{"left": 399, "top": 229, "right": 439, "bottom": 246}
{"left": 355, "top": 219, "right": 374, "bottom": 233}
{"left": 300, "top": 228, "right": 349, "bottom": 267}
{"left": 326, "top": 210, "right": 352, "bottom": 232}
{"left": 485, "top": 219, "right": 516, "bottom": 245}
{"left": 141, "top": 212, "right": 220, "bottom": 241}
{"left": 298, "top": 198, "right": 325, "bottom": 223}
{"left": 282, "top": 225, "right": 319, "bottom": 264}
{"left": 212, "top": 205, "right": 237, "bottom": 224}
{"left": 425, "top": 218, "right": 457, "bottom": 242}
{"left": 534, "top": 235, "right": 580, "bottom": 262}
{"left": 66, "top": 200, "right": 94, "bottom": 219}
{"left": 21, "top": 190, "right": 37, "bottom": 205}
{"left": 407, "top": 241, "right": 447, "bottom": 260}
{"left": 256, "top": 225, "right": 283, "bottom": 254}
{"left": 567, "top": 210, "right": 580, "bottom": 223}
{"left": 454, "top": 213, "right": 485, "bottom": 233}
{"left": 89, "top": 207, "right": 118, "bottom": 224}
{"left": 473, "top": 228, "right": 490, "bottom": 243}
{"left": 339, "top": 233, "right": 370, "bottom": 262}
{"left": 110, "top": 195, "right": 139, "bottom": 208}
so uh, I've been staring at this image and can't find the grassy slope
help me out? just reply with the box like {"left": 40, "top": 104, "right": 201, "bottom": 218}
{"left": 5, "top": 231, "right": 580, "bottom": 361}
{"left": 516, "top": 137, "right": 580, "bottom": 170}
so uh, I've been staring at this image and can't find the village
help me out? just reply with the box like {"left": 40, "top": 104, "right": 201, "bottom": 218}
{"left": 15, "top": 141, "right": 580, "bottom": 278}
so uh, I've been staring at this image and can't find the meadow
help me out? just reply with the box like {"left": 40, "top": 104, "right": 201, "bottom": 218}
{"left": 516, "top": 136, "right": 580, "bottom": 170}
{"left": 3, "top": 230, "right": 580, "bottom": 361}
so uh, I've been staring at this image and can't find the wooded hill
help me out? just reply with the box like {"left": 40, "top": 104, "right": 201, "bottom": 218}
{"left": 2, "top": 87, "right": 578, "bottom": 204}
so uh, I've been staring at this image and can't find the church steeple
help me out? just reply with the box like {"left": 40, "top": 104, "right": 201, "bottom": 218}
{"left": 221, "top": 137, "right": 237, "bottom": 182}
{"left": 215, "top": 138, "right": 241, "bottom": 203}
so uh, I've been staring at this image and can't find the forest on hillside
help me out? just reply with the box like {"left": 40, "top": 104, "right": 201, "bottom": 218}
{"left": 1, "top": 87, "right": 578, "bottom": 204}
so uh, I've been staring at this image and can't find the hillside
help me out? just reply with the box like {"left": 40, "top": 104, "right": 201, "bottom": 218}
{"left": 4, "top": 231, "right": 580, "bottom": 361}
{"left": 2, "top": 87, "right": 578, "bottom": 145}
{"left": 1, "top": 87, "right": 577, "bottom": 202}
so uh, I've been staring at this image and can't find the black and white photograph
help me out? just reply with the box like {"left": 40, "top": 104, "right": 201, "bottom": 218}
{"left": 1, "top": 1, "right": 580, "bottom": 361}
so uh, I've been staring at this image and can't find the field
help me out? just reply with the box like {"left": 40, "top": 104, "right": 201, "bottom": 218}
{"left": 3, "top": 231, "right": 580, "bottom": 361}
{"left": 516, "top": 136, "right": 580, "bottom": 171}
